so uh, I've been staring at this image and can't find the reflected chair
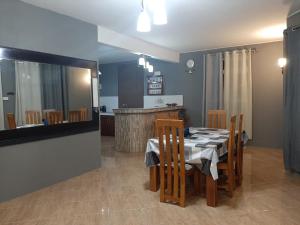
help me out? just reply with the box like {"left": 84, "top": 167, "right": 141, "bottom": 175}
{"left": 156, "top": 119, "right": 197, "bottom": 207}
{"left": 217, "top": 115, "right": 236, "bottom": 197}
{"left": 48, "top": 111, "right": 63, "bottom": 125}
{"left": 25, "top": 111, "right": 41, "bottom": 124}
{"left": 207, "top": 110, "right": 227, "bottom": 129}
{"left": 236, "top": 114, "right": 244, "bottom": 186}
{"left": 7, "top": 113, "right": 17, "bottom": 129}
{"left": 69, "top": 111, "right": 80, "bottom": 122}
{"left": 80, "top": 108, "right": 88, "bottom": 121}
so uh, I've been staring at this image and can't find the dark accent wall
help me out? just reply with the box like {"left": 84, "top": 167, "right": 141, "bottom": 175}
{"left": 99, "top": 63, "right": 119, "bottom": 96}
{"left": 0, "top": 0, "right": 101, "bottom": 202}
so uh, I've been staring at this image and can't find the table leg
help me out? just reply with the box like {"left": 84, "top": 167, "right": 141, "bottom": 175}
{"left": 206, "top": 175, "right": 218, "bottom": 207}
{"left": 150, "top": 166, "right": 160, "bottom": 192}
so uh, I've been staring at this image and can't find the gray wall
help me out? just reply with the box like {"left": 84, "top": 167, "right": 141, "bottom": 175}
{"left": 0, "top": 0, "right": 99, "bottom": 61}
{"left": 0, "top": 131, "right": 100, "bottom": 202}
{"left": 101, "top": 42, "right": 284, "bottom": 148}
{"left": 288, "top": 11, "right": 300, "bottom": 27}
{"left": 251, "top": 42, "right": 283, "bottom": 148}
{"left": 0, "top": 0, "right": 101, "bottom": 202}
{"left": 147, "top": 55, "right": 204, "bottom": 126}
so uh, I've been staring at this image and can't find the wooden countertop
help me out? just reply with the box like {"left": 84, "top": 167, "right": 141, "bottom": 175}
{"left": 113, "top": 106, "right": 184, "bottom": 114}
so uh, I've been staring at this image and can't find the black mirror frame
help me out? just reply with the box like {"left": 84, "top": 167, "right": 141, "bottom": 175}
{"left": 0, "top": 46, "right": 99, "bottom": 147}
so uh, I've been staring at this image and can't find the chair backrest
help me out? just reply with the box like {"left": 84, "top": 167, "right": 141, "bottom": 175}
{"left": 69, "top": 110, "right": 80, "bottom": 122}
{"left": 154, "top": 112, "right": 179, "bottom": 136}
{"left": 80, "top": 108, "right": 88, "bottom": 121}
{"left": 207, "top": 110, "right": 227, "bottom": 129}
{"left": 25, "top": 111, "right": 41, "bottom": 124}
{"left": 43, "top": 109, "right": 56, "bottom": 123}
{"left": 227, "top": 115, "right": 237, "bottom": 176}
{"left": 236, "top": 114, "right": 244, "bottom": 184}
{"left": 48, "top": 111, "right": 63, "bottom": 125}
{"left": 7, "top": 113, "right": 16, "bottom": 129}
{"left": 156, "top": 119, "right": 186, "bottom": 207}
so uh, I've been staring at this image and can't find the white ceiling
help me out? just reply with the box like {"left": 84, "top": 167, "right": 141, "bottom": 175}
{"left": 97, "top": 43, "right": 139, "bottom": 64}
{"left": 21, "top": 0, "right": 295, "bottom": 52}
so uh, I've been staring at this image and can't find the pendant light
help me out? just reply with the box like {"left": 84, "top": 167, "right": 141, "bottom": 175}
{"left": 153, "top": 0, "right": 167, "bottom": 25}
{"left": 138, "top": 56, "right": 146, "bottom": 67}
{"left": 137, "top": 0, "right": 151, "bottom": 32}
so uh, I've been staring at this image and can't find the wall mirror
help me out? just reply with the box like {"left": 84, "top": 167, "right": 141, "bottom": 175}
{"left": 0, "top": 46, "right": 99, "bottom": 146}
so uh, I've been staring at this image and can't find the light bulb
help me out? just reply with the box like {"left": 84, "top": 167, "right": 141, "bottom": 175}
{"left": 148, "top": 65, "right": 154, "bottom": 73}
{"left": 138, "top": 56, "right": 146, "bottom": 67}
{"left": 278, "top": 58, "right": 287, "bottom": 68}
{"left": 146, "top": 61, "right": 150, "bottom": 69}
{"left": 137, "top": 10, "right": 151, "bottom": 32}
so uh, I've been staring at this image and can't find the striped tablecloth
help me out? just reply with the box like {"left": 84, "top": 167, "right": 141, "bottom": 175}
{"left": 145, "top": 128, "right": 231, "bottom": 180}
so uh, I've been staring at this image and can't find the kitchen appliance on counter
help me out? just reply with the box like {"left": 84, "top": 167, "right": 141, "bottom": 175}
{"left": 100, "top": 105, "right": 106, "bottom": 112}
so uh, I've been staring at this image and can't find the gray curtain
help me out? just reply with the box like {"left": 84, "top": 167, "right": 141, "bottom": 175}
{"left": 283, "top": 27, "right": 300, "bottom": 172}
{"left": 202, "top": 53, "right": 223, "bottom": 126}
{"left": 40, "top": 64, "right": 63, "bottom": 110}
{"left": 0, "top": 60, "right": 16, "bottom": 129}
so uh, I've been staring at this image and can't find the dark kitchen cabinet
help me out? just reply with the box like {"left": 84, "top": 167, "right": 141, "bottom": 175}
{"left": 118, "top": 63, "right": 144, "bottom": 108}
{"left": 101, "top": 115, "right": 115, "bottom": 136}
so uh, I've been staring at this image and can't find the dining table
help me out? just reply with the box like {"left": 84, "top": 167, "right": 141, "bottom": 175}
{"left": 145, "top": 127, "right": 235, "bottom": 207}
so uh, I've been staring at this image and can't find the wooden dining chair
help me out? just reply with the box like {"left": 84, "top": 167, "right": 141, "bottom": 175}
{"left": 236, "top": 114, "right": 244, "bottom": 186}
{"left": 207, "top": 110, "right": 227, "bottom": 129}
{"left": 156, "top": 119, "right": 195, "bottom": 207}
{"left": 48, "top": 111, "right": 63, "bottom": 125}
{"left": 69, "top": 111, "right": 80, "bottom": 122}
{"left": 25, "top": 111, "right": 41, "bottom": 124}
{"left": 217, "top": 115, "right": 236, "bottom": 197}
{"left": 80, "top": 108, "right": 88, "bottom": 121}
{"left": 7, "top": 113, "right": 17, "bottom": 129}
{"left": 154, "top": 111, "right": 180, "bottom": 136}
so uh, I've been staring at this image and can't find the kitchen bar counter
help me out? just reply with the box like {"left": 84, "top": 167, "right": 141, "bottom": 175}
{"left": 113, "top": 106, "right": 184, "bottom": 152}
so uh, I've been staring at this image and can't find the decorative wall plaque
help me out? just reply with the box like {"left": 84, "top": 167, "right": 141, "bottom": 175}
{"left": 147, "top": 75, "right": 163, "bottom": 95}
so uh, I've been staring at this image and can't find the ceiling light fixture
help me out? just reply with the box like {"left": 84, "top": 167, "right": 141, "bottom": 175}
{"left": 137, "top": 0, "right": 167, "bottom": 32}
{"left": 138, "top": 55, "right": 154, "bottom": 73}
{"left": 278, "top": 57, "right": 287, "bottom": 74}
{"left": 138, "top": 56, "right": 146, "bottom": 67}
{"left": 148, "top": 64, "right": 154, "bottom": 73}
{"left": 137, "top": 0, "right": 151, "bottom": 32}
{"left": 146, "top": 61, "right": 150, "bottom": 69}
{"left": 153, "top": 0, "right": 167, "bottom": 25}
{"left": 257, "top": 23, "right": 286, "bottom": 39}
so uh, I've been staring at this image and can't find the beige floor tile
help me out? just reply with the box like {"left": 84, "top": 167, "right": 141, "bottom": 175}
{"left": 0, "top": 136, "right": 299, "bottom": 225}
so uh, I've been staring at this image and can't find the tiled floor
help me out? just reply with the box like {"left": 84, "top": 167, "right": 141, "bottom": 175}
{"left": 1, "top": 136, "right": 300, "bottom": 225}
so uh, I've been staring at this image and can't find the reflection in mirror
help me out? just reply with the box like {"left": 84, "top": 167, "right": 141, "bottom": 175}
{"left": 0, "top": 59, "right": 92, "bottom": 131}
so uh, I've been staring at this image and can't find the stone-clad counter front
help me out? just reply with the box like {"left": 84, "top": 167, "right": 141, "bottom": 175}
{"left": 113, "top": 107, "right": 184, "bottom": 152}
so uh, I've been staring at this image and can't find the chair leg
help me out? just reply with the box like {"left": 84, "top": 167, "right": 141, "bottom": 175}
{"left": 206, "top": 175, "right": 218, "bottom": 207}
{"left": 150, "top": 166, "right": 160, "bottom": 192}
{"left": 193, "top": 170, "right": 201, "bottom": 195}
{"left": 228, "top": 174, "right": 234, "bottom": 198}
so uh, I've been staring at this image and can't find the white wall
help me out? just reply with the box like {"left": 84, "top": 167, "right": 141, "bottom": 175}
{"left": 144, "top": 95, "right": 183, "bottom": 108}
{"left": 100, "top": 95, "right": 184, "bottom": 111}
{"left": 100, "top": 96, "right": 118, "bottom": 112}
